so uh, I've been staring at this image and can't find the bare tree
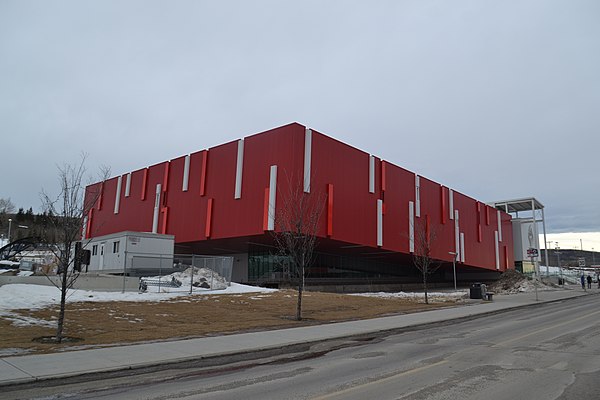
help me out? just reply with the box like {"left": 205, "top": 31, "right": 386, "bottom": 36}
{"left": 412, "top": 215, "right": 443, "bottom": 304}
{"left": 0, "top": 198, "right": 16, "bottom": 215}
{"left": 40, "top": 153, "right": 109, "bottom": 343}
{"left": 272, "top": 174, "right": 325, "bottom": 321}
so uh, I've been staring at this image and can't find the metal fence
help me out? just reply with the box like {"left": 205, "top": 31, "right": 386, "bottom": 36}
{"left": 127, "top": 253, "right": 233, "bottom": 293}
{"left": 523, "top": 266, "right": 582, "bottom": 285}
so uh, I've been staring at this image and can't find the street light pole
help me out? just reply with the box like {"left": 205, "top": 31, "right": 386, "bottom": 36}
{"left": 7, "top": 218, "right": 12, "bottom": 243}
{"left": 449, "top": 251, "right": 457, "bottom": 290}
{"left": 7, "top": 221, "right": 29, "bottom": 244}
{"left": 531, "top": 253, "right": 539, "bottom": 301}
{"left": 556, "top": 246, "right": 562, "bottom": 284}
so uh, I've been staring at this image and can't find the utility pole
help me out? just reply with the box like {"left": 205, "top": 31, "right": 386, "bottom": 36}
{"left": 531, "top": 252, "right": 539, "bottom": 301}
{"left": 556, "top": 247, "right": 562, "bottom": 284}
{"left": 449, "top": 251, "right": 457, "bottom": 290}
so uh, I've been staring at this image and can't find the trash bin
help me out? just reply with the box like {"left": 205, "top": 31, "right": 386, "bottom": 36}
{"left": 470, "top": 283, "right": 487, "bottom": 299}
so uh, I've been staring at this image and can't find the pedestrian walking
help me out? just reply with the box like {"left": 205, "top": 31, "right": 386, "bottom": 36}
{"left": 587, "top": 274, "right": 593, "bottom": 289}
{"left": 581, "top": 274, "right": 586, "bottom": 290}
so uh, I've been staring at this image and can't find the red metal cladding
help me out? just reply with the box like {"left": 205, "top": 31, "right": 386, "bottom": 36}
{"left": 452, "top": 190, "right": 500, "bottom": 269}
{"left": 477, "top": 202, "right": 482, "bottom": 243}
{"left": 440, "top": 185, "right": 447, "bottom": 225}
{"left": 310, "top": 131, "right": 378, "bottom": 246}
{"left": 381, "top": 161, "right": 386, "bottom": 192}
{"left": 97, "top": 182, "right": 104, "bottom": 210}
{"left": 161, "top": 207, "right": 168, "bottom": 234}
{"left": 200, "top": 150, "right": 208, "bottom": 196}
{"left": 163, "top": 162, "right": 170, "bottom": 193}
{"left": 380, "top": 163, "right": 414, "bottom": 254}
{"left": 141, "top": 168, "right": 148, "bottom": 201}
{"left": 419, "top": 176, "right": 454, "bottom": 261}
{"left": 240, "top": 125, "right": 303, "bottom": 236}
{"left": 83, "top": 122, "right": 514, "bottom": 272}
{"left": 425, "top": 214, "right": 431, "bottom": 247}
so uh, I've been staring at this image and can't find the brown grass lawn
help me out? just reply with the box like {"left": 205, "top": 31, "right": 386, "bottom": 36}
{"left": 0, "top": 290, "right": 458, "bottom": 356}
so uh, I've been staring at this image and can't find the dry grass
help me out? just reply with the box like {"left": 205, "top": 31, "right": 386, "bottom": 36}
{"left": 0, "top": 290, "right": 456, "bottom": 356}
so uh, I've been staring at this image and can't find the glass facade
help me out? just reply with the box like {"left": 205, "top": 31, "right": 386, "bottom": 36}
{"left": 248, "top": 248, "right": 417, "bottom": 284}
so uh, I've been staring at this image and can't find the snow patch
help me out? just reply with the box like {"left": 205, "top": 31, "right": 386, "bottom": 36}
{"left": 0, "top": 282, "right": 278, "bottom": 316}
{"left": 350, "top": 290, "right": 468, "bottom": 302}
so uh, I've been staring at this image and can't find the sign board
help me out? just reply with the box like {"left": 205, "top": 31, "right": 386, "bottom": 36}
{"left": 527, "top": 248, "right": 539, "bottom": 257}
{"left": 512, "top": 219, "right": 540, "bottom": 261}
{"left": 578, "top": 258, "right": 586, "bottom": 268}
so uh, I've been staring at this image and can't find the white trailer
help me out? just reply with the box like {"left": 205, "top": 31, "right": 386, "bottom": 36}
{"left": 82, "top": 231, "right": 174, "bottom": 275}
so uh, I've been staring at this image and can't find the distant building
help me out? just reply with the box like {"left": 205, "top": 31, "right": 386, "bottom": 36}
{"left": 84, "top": 123, "right": 514, "bottom": 288}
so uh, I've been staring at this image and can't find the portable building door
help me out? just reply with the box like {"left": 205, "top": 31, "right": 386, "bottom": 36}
{"left": 99, "top": 242, "right": 105, "bottom": 270}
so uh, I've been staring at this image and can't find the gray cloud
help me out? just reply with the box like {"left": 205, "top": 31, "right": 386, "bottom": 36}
{"left": 1, "top": 0, "right": 599, "bottom": 233}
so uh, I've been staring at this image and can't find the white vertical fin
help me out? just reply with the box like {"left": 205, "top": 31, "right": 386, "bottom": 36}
{"left": 114, "top": 176, "right": 122, "bottom": 214}
{"left": 182, "top": 154, "right": 190, "bottom": 192}
{"left": 497, "top": 210, "right": 502, "bottom": 242}
{"left": 234, "top": 139, "right": 244, "bottom": 199}
{"left": 267, "top": 165, "right": 277, "bottom": 231}
{"left": 495, "top": 231, "right": 500, "bottom": 270}
{"left": 415, "top": 175, "right": 421, "bottom": 218}
{"left": 124, "top": 173, "right": 131, "bottom": 197}
{"left": 304, "top": 128, "right": 312, "bottom": 193}
{"left": 152, "top": 184, "right": 161, "bottom": 233}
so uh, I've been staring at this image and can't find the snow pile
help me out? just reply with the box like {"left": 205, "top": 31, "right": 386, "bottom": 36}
{"left": 488, "top": 269, "right": 556, "bottom": 294}
{"left": 349, "top": 290, "right": 468, "bottom": 302}
{"left": 509, "top": 278, "right": 556, "bottom": 293}
{"left": 141, "top": 267, "right": 229, "bottom": 292}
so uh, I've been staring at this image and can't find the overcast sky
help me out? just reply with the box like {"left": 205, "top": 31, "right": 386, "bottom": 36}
{"left": 2, "top": 0, "right": 599, "bottom": 237}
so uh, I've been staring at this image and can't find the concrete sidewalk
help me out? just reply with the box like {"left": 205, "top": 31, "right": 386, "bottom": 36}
{"left": 0, "top": 288, "right": 593, "bottom": 387}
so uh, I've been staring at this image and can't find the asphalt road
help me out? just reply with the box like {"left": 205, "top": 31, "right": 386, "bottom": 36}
{"left": 9, "top": 295, "right": 600, "bottom": 399}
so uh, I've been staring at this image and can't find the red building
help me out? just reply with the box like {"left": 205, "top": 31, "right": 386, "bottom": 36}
{"left": 84, "top": 123, "right": 513, "bottom": 287}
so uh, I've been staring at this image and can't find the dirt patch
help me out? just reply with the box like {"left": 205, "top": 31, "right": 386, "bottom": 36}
{"left": 0, "top": 290, "right": 455, "bottom": 355}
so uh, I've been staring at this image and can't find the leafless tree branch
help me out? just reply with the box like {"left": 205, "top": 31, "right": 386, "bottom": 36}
{"left": 272, "top": 171, "right": 325, "bottom": 321}
{"left": 411, "top": 216, "right": 443, "bottom": 304}
{"left": 39, "top": 152, "right": 109, "bottom": 342}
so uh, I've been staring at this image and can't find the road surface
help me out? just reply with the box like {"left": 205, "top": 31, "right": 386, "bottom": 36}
{"left": 7, "top": 294, "right": 600, "bottom": 399}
